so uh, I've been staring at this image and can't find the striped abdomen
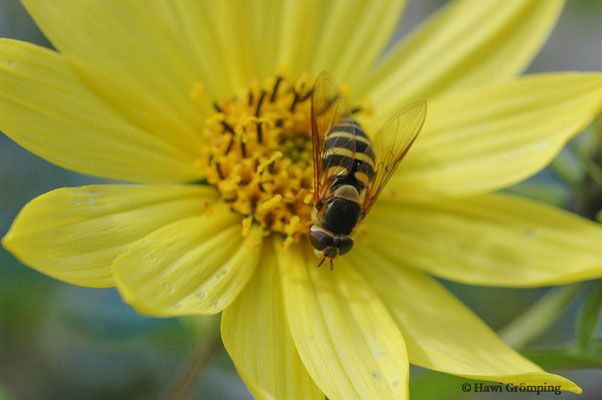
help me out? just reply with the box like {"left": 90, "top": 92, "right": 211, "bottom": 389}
{"left": 318, "top": 118, "right": 375, "bottom": 236}
{"left": 323, "top": 118, "right": 376, "bottom": 193}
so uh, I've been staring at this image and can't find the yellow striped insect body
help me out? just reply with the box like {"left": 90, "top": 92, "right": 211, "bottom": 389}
{"left": 308, "top": 72, "right": 427, "bottom": 269}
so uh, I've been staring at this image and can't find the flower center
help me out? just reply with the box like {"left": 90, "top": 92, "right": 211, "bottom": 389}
{"left": 202, "top": 74, "right": 367, "bottom": 246}
{"left": 203, "top": 74, "right": 316, "bottom": 242}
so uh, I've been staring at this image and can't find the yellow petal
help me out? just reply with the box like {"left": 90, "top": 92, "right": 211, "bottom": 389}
{"left": 350, "top": 244, "right": 581, "bottom": 394}
{"left": 367, "top": 193, "right": 602, "bottom": 287}
{"left": 205, "top": 0, "right": 284, "bottom": 88}
{"left": 22, "top": 0, "right": 218, "bottom": 139}
{"left": 277, "top": 0, "right": 326, "bottom": 80}
{"left": 277, "top": 241, "right": 409, "bottom": 400}
{"left": 363, "top": 0, "right": 564, "bottom": 117}
{"left": 159, "top": 1, "right": 241, "bottom": 98}
{"left": 251, "top": 0, "right": 285, "bottom": 80}
{"left": 309, "top": 0, "right": 406, "bottom": 89}
{"left": 0, "top": 39, "right": 203, "bottom": 183}
{"left": 112, "top": 208, "right": 261, "bottom": 316}
{"left": 2, "top": 185, "right": 216, "bottom": 288}
{"left": 393, "top": 73, "right": 602, "bottom": 198}
{"left": 222, "top": 248, "right": 323, "bottom": 400}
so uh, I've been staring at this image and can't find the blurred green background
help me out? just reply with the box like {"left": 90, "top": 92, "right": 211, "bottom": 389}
{"left": 1, "top": 0, "right": 601, "bottom": 399}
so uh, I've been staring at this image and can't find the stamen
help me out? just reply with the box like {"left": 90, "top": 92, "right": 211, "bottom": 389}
{"left": 256, "top": 194, "right": 282, "bottom": 214}
{"left": 225, "top": 135, "right": 234, "bottom": 154}
{"left": 270, "top": 76, "right": 283, "bottom": 102}
{"left": 256, "top": 152, "right": 283, "bottom": 175}
{"left": 240, "top": 136, "right": 247, "bottom": 157}
{"left": 241, "top": 215, "right": 253, "bottom": 237}
{"left": 289, "top": 91, "right": 300, "bottom": 112}
{"left": 285, "top": 215, "right": 301, "bottom": 236}
{"left": 221, "top": 121, "right": 235, "bottom": 135}
{"left": 215, "top": 162, "right": 224, "bottom": 179}
{"left": 257, "top": 121, "right": 263, "bottom": 143}
{"left": 255, "top": 90, "right": 266, "bottom": 117}
{"left": 202, "top": 73, "right": 357, "bottom": 239}
{"left": 299, "top": 89, "right": 313, "bottom": 103}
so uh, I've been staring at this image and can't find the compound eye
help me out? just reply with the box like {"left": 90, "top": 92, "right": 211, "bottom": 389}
{"left": 336, "top": 237, "right": 354, "bottom": 255}
{"left": 309, "top": 228, "right": 334, "bottom": 251}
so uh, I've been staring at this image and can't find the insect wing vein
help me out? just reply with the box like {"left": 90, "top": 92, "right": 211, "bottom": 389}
{"left": 311, "top": 72, "right": 356, "bottom": 201}
{"left": 363, "top": 100, "right": 427, "bottom": 216}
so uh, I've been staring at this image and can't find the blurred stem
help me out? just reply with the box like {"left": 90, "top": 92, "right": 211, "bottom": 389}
{"left": 410, "top": 371, "right": 470, "bottom": 400}
{"left": 499, "top": 285, "right": 581, "bottom": 349}
{"left": 576, "top": 281, "right": 602, "bottom": 348}
{"left": 584, "top": 157, "right": 602, "bottom": 190}
{"left": 522, "top": 343, "right": 602, "bottom": 370}
{"left": 575, "top": 120, "right": 602, "bottom": 216}
{"left": 549, "top": 146, "right": 585, "bottom": 192}
{"left": 576, "top": 123, "right": 602, "bottom": 191}
{"left": 163, "top": 315, "right": 221, "bottom": 400}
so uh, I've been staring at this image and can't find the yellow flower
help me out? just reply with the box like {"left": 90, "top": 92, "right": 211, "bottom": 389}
{"left": 2, "top": 0, "right": 602, "bottom": 399}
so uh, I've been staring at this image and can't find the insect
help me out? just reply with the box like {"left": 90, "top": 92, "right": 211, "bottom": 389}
{"left": 308, "top": 72, "right": 427, "bottom": 270}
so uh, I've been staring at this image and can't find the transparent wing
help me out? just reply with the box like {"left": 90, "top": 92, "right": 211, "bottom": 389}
{"left": 311, "top": 71, "right": 355, "bottom": 202}
{"left": 363, "top": 100, "right": 427, "bottom": 216}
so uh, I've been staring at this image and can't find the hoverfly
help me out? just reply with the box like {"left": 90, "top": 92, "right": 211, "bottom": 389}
{"left": 308, "top": 72, "right": 427, "bottom": 270}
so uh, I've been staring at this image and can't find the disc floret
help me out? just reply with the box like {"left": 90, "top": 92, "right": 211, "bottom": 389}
{"left": 203, "top": 74, "right": 316, "bottom": 241}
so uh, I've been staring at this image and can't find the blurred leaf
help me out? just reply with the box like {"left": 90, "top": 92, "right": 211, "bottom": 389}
{"left": 179, "top": 315, "right": 221, "bottom": 339}
{"left": 161, "top": 316, "right": 221, "bottom": 400}
{"left": 499, "top": 285, "right": 581, "bottom": 349}
{"left": 411, "top": 371, "right": 469, "bottom": 400}
{"left": 505, "top": 180, "right": 570, "bottom": 207}
{"left": 0, "top": 273, "right": 53, "bottom": 341}
{"left": 573, "top": 124, "right": 602, "bottom": 189}
{"left": 522, "top": 344, "right": 602, "bottom": 370}
{"left": 574, "top": 122, "right": 598, "bottom": 160}
{"left": 597, "top": 209, "right": 602, "bottom": 224}
{"left": 550, "top": 143, "right": 587, "bottom": 188}
{"left": 576, "top": 282, "right": 602, "bottom": 348}
{"left": 410, "top": 371, "right": 491, "bottom": 400}
{"left": 0, "top": 384, "right": 14, "bottom": 400}
{"left": 597, "top": 113, "right": 602, "bottom": 155}
{"left": 584, "top": 159, "right": 602, "bottom": 191}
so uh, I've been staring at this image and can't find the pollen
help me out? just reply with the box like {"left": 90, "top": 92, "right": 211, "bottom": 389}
{"left": 202, "top": 74, "right": 318, "bottom": 240}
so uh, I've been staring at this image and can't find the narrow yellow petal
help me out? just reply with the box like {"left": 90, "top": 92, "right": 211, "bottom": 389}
{"left": 310, "top": 0, "right": 406, "bottom": 89}
{"left": 154, "top": 1, "right": 234, "bottom": 99}
{"left": 222, "top": 247, "right": 323, "bottom": 400}
{"left": 0, "top": 39, "right": 204, "bottom": 183}
{"left": 204, "top": 0, "right": 285, "bottom": 87}
{"left": 277, "top": 241, "right": 409, "bottom": 400}
{"left": 112, "top": 208, "right": 261, "bottom": 316}
{"left": 367, "top": 193, "right": 602, "bottom": 287}
{"left": 362, "top": 0, "right": 564, "bottom": 114}
{"left": 243, "top": 0, "right": 283, "bottom": 79}
{"left": 277, "top": 0, "right": 326, "bottom": 79}
{"left": 22, "top": 0, "right": 217, "bottom": 138}
{"left": 393, "top": 73, "right": 602, "bottom": 198}
{"left": 351, "top": 245, "right": 581, "bottom": 394}
{"left": 2, "top": 185, "right": 216, "bottom": 288}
